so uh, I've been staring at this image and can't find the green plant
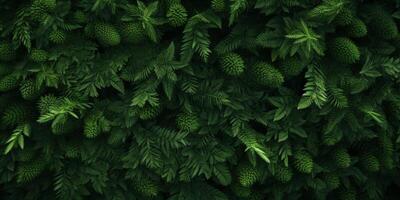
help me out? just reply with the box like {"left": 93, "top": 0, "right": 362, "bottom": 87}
{"left": 167, "top": 4, "right": 188, "bottom": 27}
{"left": 219, "top": 52, "right": 245, "bottom": 76}
{"left": 328, "top": 37, "right": 360, "bottom": 64}
{"left": 0, "top": 0, "right": 399, "bottom": 199}
{"left": 237, "top": 163, "right": 261, "bottom": 187}
{"left": 345, "top": 18, "right": 367, "bottom": 38}
{"left": 30, "top": 49, "right": 49, "bottom": 62}
{"left": 119, "top": 23, "right": 145, "bottom": 44}
{"left": 249, "top": 62, "right": 284, "bottom": 88}
{"left": 94, "top": 22, "right": 121, "bottom": 46}
{"left": 49, "top": 30, "right": 67, "bottom": 44}
{"left": 293, "top": 151, "right": 314, "bottom": 174}
{"left": 332, "top": 148, "right": 351, "bottom": 168}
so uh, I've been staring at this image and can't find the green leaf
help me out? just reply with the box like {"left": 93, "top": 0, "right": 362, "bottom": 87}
{"left": 324, "top": 111, "right": 346, "bottom": 134}
{"left": 4, "top": 124, "right": 31, "bottom": 154}
{"left": 162, "top": 80, "right": 174, "bottom": 100}
{"left": 274, "top": 107, "right": 287, "bottom": 121}
{"left": 289, "top": 127, "right": 307, "bottom": 138}
{"left": 23, "top": 124, "right": 31, "bottom": 136}
{"left": 4, "top": 143, "right": 14, "bottom": 155}
{"left": 17, "top": 135, "right": 24, "bottom": 149}
{"left": 297, "top": 97, "right": 313, "bottom": 109}
{"left": 165, "top": 42, "right": 176, "bottom": 61}
{"left": 213, "top": 164, "right": 232, "bottom": 186}
{"left": 238, "top": 130, "right": 271, "bottom": 163}
{"left": 278, "top": 131, "right": 288, "bottom": 142}
{"left": 110, "top": 76, "right": 125, "bottom": 94}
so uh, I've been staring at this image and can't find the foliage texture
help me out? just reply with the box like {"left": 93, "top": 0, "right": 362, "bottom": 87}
{"left": 0, "top": 0, "right": 400, "bottom": 199}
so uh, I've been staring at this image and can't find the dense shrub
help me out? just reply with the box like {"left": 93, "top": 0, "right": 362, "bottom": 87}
{"left": 0, "top": 0, "right": 400, "bottom": 199}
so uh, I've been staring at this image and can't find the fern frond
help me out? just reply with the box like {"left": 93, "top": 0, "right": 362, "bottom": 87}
{"left": 307, "top": 0, "right": 346, "bottom": 22}
{"left": 229, "top": 0, "right": 248, "bottom": 25}
{"left": 180, "top": 75, "right": 199, "bottom": 94}
{"left": 180, "top": 11, "right": 222, "bottom": 63}
{"left": 194, "top": 80, "right": 231, "bottom": 107}
{"left": 298, "top": 64, "right": 327, "bottom": 109}
{"left": 327, "top": 85, "right": 348, "bottom": 108}
{"left": 152, "top": 126, "right": 189, "bottom": 153}
{"left": 135, "top": 129, "right": 163, "bottom": 169}
{"left": 12, "top": 7, "right": 31, "bottom": 51}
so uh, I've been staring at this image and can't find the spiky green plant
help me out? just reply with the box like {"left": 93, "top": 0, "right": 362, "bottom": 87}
{"left": 237, "top": 163, "right": 260, "bottom": 187}
{"left": 279, "top": 57, "right": 306, "bottom": 77}
{"left": 20, "top": 79, "right": 41, "bottom": 100}
{"left": 37, "top": 95, "right": 60, "bottom": 115}
{"left": 167, "top": 4, "right": 188, "bottom": 27}
{"left": 332, "top": 148, "right": 351, "bottom": 169}
{"left": 345, "top": 18, "right": 367, "bottom": 38}
{"left": 322, "top": 173, "right": 340, "bottom": 190}
{"left": 94, "top": 22, "right": 121, "bottom": 46}
{"left": 334, "top": 8, "right": 354, "bottom": 26}
{"left": 293, "top": 151, "right": 313, "bottom": 174}
{"left": 360, "top": 153, "right": 380, "bottom": 172}
{"left": 250, "top": 62, "right": 284, "bottom": 88}
{"left": 220, "top": 53, "right": 245, "bottom": 76}
{"left": 0, "top": 74, "right": 19, "bottom": 92}
{"left": 138, "top": 105, "right": 160, "bottom": 120}
{"left": 120, "top": 23, "right": 146, "bottom": 44}
{"left": 16, "top": 159, "right": 46, "bottom": 183}
{"left": 83, "top": 115, "right": 101, "bottom": 138}
{"left": 30, "top": 49, "right": 48, "bottom": 62}
{"left": 49, "top": 30, "right": 67, "bottom": 44}
{"left": 328, "top": 37, "right": 360, "bottom": 64}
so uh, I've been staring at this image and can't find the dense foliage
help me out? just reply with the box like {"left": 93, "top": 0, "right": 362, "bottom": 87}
{"left": 1, "top": 0, "right": 400, "bottom": 199}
